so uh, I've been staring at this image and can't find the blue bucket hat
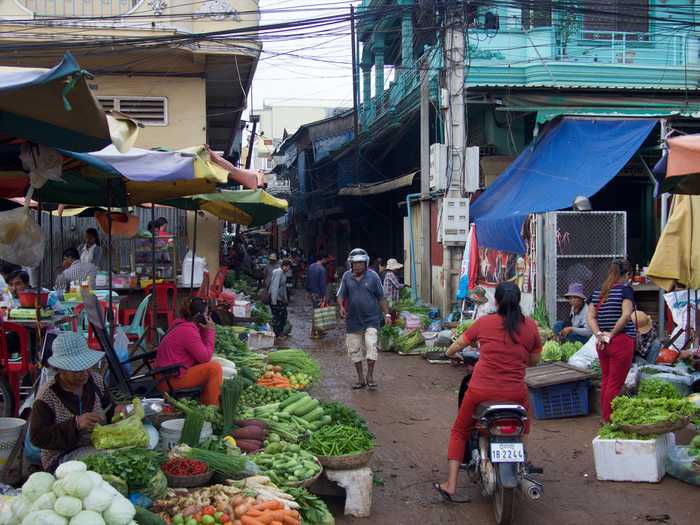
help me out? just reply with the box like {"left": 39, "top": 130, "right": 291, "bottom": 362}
{"left": 48, "top": 332, "right": 104, "bottom": 372}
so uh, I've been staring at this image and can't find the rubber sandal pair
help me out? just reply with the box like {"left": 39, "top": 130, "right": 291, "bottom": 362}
{"left": 352, "top": 382, "right": 366, "bottom": 390}
{"left": 432, "top": 483, "right": 470, "bottom": 504}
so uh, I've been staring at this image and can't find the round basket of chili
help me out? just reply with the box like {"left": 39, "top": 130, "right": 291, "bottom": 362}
{"left": 161, "top": 458, "right": 213, "bottom": 488}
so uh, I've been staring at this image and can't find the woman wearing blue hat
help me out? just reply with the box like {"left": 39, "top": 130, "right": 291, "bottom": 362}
{"left": 554, "top": 282, "right": 592, "bottom": 344}
{"left": 29, "top": 332, "right": 117, "bottom": 472}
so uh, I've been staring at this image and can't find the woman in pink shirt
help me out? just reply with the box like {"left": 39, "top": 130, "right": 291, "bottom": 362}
{"left": 155, "top": 297, "right": 222, "bottom": 406}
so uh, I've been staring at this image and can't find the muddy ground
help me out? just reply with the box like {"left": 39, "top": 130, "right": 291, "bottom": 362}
{"left": 282, "top": 293, "right": 699, "bottom": 525}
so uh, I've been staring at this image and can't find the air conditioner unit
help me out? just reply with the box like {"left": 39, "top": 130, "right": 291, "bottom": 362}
{"left": 463, "top": 146, "right": 480, "bottom": 193}
{"left": 440, "top": 197, "right": 469, "bottom": 244}
{"left": 429, "top": 143, "right": 448, "bottom": 191}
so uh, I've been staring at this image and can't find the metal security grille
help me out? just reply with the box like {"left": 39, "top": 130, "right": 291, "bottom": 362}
{"left": 543, "top": 211, "right": 626, "bottom": 324}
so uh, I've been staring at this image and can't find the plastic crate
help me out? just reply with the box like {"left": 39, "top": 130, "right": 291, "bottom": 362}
{"left": 529, "top": 380, "right": 590, "bottom": 420}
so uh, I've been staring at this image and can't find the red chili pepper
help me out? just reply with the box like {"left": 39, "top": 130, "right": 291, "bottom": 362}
{"left": 162, "top": 458, "right": 208, "bottom": 477}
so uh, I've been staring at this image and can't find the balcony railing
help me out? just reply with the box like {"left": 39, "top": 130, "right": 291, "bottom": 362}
{"left": 19, "top": 0, "right": 143, "bottom": 17}
{"left": 560, "top": 30, "right": 687, "bottom": 66}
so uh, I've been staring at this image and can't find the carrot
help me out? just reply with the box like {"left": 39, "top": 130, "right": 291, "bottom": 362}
{"left": 245, "top": 508, "right": 263, "bottom": 517}
{"left": 255, "top": 500, "right": 282, "bottom": 511}
{"left": 241, "top": 517, "right": 266, "bottom": 525}
{"left": 271, "top": 521, "right": 283, "bottom": 525}
{"left": 282, "top": 517, "right": 300, "bottom": 525}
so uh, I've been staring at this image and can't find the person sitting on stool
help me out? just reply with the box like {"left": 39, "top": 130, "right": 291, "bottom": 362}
{"left": 554, "top": 283, "right": 592, "bottom": 344}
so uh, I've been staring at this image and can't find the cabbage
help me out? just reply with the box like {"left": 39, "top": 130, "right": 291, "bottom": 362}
{"left": 82, "top": 488, "right": 113, "bottom": 513}
{"left": 542, "top": 341, "right": 562, "bottom": 362}
{"left": 102, "top": 496, "right": 135, "bottom": 525}
{"left": 21, "top": 510, "right": 66, "bottom": 525}
{"left": 52, "top": 479, "right": 67, "bottom": 498}
{"left": 21, "top": 472, "right": 55, "bottom": 502}
{"left": 0, "top": 498, "right": 13, "bottom": 525}
{"left": 10, "top": 496, "right": 32, "bottom": 523}
{"left": 30, "top": 493, "right": 57, "bottom": 513}
{"left": 84, "top": 472, "right": 103, "bottom": 487}
{"left": 69, "top": 511, "right": 105, "bottom": 525}
{"left": 55, "top": 462, "right": 87, "bottom": 480}
{"left": 53, "top": 497, "right": 82, "bottom": 518}
{"left": 62, "top": 473, "right": 93, "bottom": 500}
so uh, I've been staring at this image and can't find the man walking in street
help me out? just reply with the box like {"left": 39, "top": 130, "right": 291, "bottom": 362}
{"left": 264, "top": 253, "right": 280, "bottom": 288}
{"left": 337, "top": 248, "right": 391, "bottom": 390}
{"left": 307, "top": 253, "right": 329, "bottom": 338}
{"left": 269, "top": 259, "right": 291, "bottom": 342}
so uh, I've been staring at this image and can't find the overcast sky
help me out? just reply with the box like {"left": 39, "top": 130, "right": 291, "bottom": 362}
{"left": 249, "top": 0, "right": 356, "bottom": 111}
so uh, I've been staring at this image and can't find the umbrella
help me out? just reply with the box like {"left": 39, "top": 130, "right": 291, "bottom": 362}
{"left": 647, "top": 194, "right": 700, "bottom": 291}
{"left": 163, "top": 190, "right": 288, "bottom": 227}
{"left": 0, "top": 144, "right": 230, "bottom": 206}
{"left": 0, "top": 52, "right": 138, "bottom": 153}
{"left": 658, "top": 134, "right": 700, "bottom": 194}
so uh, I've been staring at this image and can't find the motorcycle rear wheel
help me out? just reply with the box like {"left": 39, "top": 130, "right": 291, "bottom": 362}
{"left": 492, "top": 481, "right": 516, "bottom": 525}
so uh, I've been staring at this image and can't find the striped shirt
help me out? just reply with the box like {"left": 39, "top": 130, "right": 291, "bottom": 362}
{"left": 589, "top": 284, "right": 636, "bottom": 338}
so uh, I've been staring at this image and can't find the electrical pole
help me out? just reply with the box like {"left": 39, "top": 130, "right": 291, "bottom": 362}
{"left": 350, "top": 5, "right": 360, "bottom": 185}
{"left": 420, "top": 56, "right": 432, "bottom": 303}
{"left": 442, "top": 5, "right": 467, "bottom": 315}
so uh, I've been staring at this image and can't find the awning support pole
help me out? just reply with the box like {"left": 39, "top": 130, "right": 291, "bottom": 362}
{"left": 190, "top": 211, "right": 198, "bottom": 297}
{"left": 658, "top": 119, "right": 668, "bottom": 337}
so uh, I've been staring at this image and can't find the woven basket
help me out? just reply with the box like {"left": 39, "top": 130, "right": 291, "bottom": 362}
{"left": 286, "top": 459, "right": 323, "bottom": 488}
{"left": 316, "top": 449, "right": 374, "bottom": 470}
{"left": 164, "top": 469, "right": 213, "bottom": 489}
{"left": 619, "top": 416, "right": 691, "bottom": 435}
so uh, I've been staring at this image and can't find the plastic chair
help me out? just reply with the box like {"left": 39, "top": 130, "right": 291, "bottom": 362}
{"left": 0, "top": 322, "right": 33, "bottom": 416}
{"left": 144, "top": 282, "right": 177, "bottom": 328}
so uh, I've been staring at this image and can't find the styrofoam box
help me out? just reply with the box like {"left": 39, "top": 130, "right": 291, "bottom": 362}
{"left": 248, "top": 331, "right": 276, "bottom": 350}
{"left": 593, "top": 433, "right": 675, "bottom": 483}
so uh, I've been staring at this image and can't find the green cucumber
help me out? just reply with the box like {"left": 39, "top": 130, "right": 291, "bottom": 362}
{"left": 281, "top": 395, "right": 311, "bottom": 415}
{"left": 292, "top": 398, "right": 319, "bottom": 416}
{"left": 310, "top": 415, "right": 333, "bottom": 430}
{"left": 279, "top": 391, "right": 306, "bottom": 409}
{"left": 301, "top": 406, "right": 325, "bottom": 422}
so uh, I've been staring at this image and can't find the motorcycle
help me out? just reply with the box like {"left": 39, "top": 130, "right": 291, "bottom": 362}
{"left": 453, "top": 350, "right": 543, "bottom": 525}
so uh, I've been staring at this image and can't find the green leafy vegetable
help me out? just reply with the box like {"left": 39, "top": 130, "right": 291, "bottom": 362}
{"left": 590, "top": 359, "right": 601, "bottom": 378}
{"left": 598, "top": 424, "right": 653, "bottom": 440}
{"left": 533, "top": 299, "right": 551, "bottom": 329}
{"left": 454, "top": 320, "right": 475, "bottom": 337}
{"left": 267, "top": 349, "right": 321, "bottom": 381}
{"left": 251, "top": 302, "right": 273, "bottom": 324}
{"left": 394, "top": 330, "right": 425, "bottom": 353}
{"left": 637, "top": 378, "right": 682, "bottom": 400}
{"left": 283, "top": 487, "right": 335, "bottom": 525}
{"left": 610, "top": 397, "right": 697, "bottom": 426}
{"left": 378, "top": 325, "right": 400, "bottom": 352}
{"left": 560, "top": 341, "right": 578, "bottom": 361}
{"left": 84, "top": 449, "right": 164, "bottom": 491}
{"left": 541, "top": 340, "right": 562, "bottom": 362}
{"left": 91, "top": 398, "right": 148, "bottom": 449}
{"left": 321, "top": 402, "right": 369, "bottom": 432}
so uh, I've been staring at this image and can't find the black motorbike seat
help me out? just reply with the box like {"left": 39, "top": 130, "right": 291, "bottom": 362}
{"left": 473, "top": 401, "right": 528, "bottom": 420}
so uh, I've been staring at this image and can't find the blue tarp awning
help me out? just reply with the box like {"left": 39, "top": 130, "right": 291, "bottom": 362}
{"left": 470, "top": 117, "right": 657, "bottom": 254}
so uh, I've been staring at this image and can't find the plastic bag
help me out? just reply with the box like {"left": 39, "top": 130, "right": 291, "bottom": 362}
{"left": 665, "top": 446, "right": 700, "bottom": 486}
{"left": 0, "top": 204, "right": 45, "bottom": 267}
{"left": 91, "top": 399, "right": 148, "bottom": 449}
{"left": 113, "top": 327, "right": 132, "bottom": 376}
{"left": 568, "top": 335, "right": 598, "bottom": 368}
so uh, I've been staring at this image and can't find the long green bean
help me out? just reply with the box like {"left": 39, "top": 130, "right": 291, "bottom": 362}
{"left": 304, "top": 424, "right": 374, "bottom": 456}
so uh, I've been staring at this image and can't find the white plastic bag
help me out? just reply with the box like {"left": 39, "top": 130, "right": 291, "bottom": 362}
{"left": 568, "top": 335, "right": 598, "bottom": 368}
{"left": 113, "top": 327, "right": 132, "bottom": 376}
{"left": 0, "top": 203, "right": 45, "bottom": 267}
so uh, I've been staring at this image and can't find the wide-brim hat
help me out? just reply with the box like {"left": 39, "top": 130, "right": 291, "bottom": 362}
{"left": 269, "top": 253, "right": 278, "bottom": 262}
{"left": 386, "top": 258, "right": 403, "bottom": 271}
{"left": 48, "top": 332, "right": 104, "bottom": 372}
{"left": 564, "top": 282, "right": 587, "bottom": 300}
{"left": 633, "top": 310, "right": 653, "bottom": 335}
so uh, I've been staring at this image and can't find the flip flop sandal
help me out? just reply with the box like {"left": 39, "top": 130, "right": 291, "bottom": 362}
{"left": 352, "top": 382, "right": 367, "bottom": 390}
{"left": 432, "top": 482, "right": 470, "bottom": 504}
{"left": 367, "top": 382, "right": 378, "bottom": 390}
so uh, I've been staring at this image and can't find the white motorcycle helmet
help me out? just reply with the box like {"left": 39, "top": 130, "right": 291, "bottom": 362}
{"left": 348, "top": 248, "right": 370, "bottom": 264}
{"left": 572, "top": 195, "right": 592, "bottom": 211}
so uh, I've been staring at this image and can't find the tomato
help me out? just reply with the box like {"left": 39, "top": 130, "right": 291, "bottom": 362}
{"left": 202, "top": 516, "right": 216, "bottom": 525}
{"left": 219, "top": 514, "right": 230, "bottom": 523}
{"left": 214, "top": 512, "right": 224, "bottom": 521}
{"left": 202, "top": 506, "right": 216, "bottom": 516}
{"left": 193, "top": 513, "right": 203, "bottom": 523}
{"left": 222, "top": 522, "right": 233, "bottom": 525}
{"left": 185, "top": 519, "right": 198, "bottom": 525}
{"left": 173, "top": 516, "right": 185, "bottom": 525}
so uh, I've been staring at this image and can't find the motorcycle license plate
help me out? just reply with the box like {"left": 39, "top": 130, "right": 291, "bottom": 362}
{"left": 490, "top": 443, "right": 524, "bottom": 463}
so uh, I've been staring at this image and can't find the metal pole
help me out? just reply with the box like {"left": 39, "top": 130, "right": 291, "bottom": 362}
{"left": 190, "top": 211, "right": 199, "bottom": 296}
{"left": 107, "top": 182, "right": 114, "bottom": 338}
{"left": 420, "top": 55, "right": 432, "bottom": 304}
{"left": 151, "top": 205, "right": 157, "bottom": 343}
{"left": 350, "top": 4, "right": 360, "bottom": 185}
{"left": 48, "top": 209, "right": 53, "bottom": 285}
{"left": 658, "top": 119, "right": 669, "bottom": 337}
